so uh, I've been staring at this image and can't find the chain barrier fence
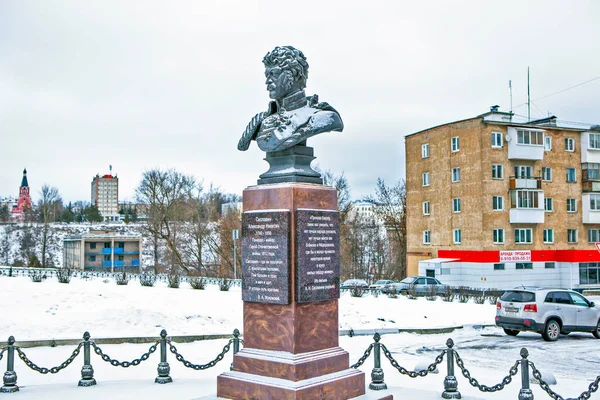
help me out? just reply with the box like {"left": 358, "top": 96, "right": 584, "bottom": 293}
{"left": 349, "top": 333, "right": 600, "bottom": 399}
{"left": 0, "top": 329, "right": 242, "bottom": 393}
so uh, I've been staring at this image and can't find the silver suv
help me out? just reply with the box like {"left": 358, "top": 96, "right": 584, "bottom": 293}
{"left": 495, "top": 288, "right": 600, "bottom": 341}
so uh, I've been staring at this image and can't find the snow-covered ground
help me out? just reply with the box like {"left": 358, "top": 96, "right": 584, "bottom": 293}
{"left": 1, "top": 275, "right": 599, "bottom": 399}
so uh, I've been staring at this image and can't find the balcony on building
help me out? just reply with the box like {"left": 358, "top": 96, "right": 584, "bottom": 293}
{"left": 582, "top": 193, "right": 600, "bottom": 224}
{"left": 581, "top": 130, "right": 600, "bottom": 164}
{"left": 507, "top": 127, "right": 545, "bottom": 160}
{"left": 509, "top": 176, "right": 542, "bottom": 190}
{"left": 582, "top": 164, "right": 600, "bottom": 193}
{"left": 509, "top": 189, "right": 545, "bottom": 223}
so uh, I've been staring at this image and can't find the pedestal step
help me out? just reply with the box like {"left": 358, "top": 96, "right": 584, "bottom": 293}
{"left": 217, "top": 368, "right": 365, "bottom": 400}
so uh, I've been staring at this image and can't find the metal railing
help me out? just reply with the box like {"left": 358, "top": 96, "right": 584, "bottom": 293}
{"left": 350, "top": 334, "right": 600, "bottom": 399}
{"left": 0, "top": 329, "right": 242, "bottom": 393}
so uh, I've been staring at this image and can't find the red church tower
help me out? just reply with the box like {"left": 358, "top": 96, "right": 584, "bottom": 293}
{"left": 12, "top": 168, "right": 32, "bottom": 219}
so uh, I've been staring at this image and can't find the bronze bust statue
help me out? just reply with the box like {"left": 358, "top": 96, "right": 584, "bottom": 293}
{"left": 238, "top": 46, "right": 344, "bottom": 153}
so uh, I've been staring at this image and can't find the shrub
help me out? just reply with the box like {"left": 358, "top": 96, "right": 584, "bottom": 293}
{"left": 424, "top": 284, "right": 438, "bottom": 301}
{"left": 457, "top": 286, "right": 470, "bottom": 303}
{"left": 386, "top": 287, "right": 398, "bottom": 299}
{"left": 472, "top": 288, "right": 487, "bottom": 304}
{"left": 440, "top": 286, "right": 455, "bottom": 302}
{"left": 350, "top": 286, "right": 365, "bottom": 298}
{"left": 56, "top": 268, "right": 72, "bottom": 284}
{"left": 167, "top": 273, "right": 181, "bottom": 288}
{"left": 30, "top": 271, "right": 45, "bottom": 283}
{"left": 139, "top": 273, "right": 157, "bottom": 287}
{"left": 189, "top": 277, "right": 206, "bottom": 290}
{"left": 406, "top": 283, "right": 418, "bottom": 299}
{"left": 487, "top": 289, "right": 504, "bottom": 305}
{"left": 219, "top": 278, "right": 232, "bottom": 291}
{"left": 115, "top": 271, "right": 129, "bottom": 286}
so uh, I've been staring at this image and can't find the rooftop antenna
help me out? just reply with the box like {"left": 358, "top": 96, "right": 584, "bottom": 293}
{"left": 509, "top": 80, "right": 513, "bottom": 115}
{"left": 527, "top": 67, "right": 531, "bottom": 121}
{"left": 109, "top": 165, "right": 113, "bottom": 174}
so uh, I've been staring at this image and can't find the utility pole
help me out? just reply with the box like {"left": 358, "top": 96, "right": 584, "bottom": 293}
{"left": 527, "top": 67, "right": 531, "bottom": 121}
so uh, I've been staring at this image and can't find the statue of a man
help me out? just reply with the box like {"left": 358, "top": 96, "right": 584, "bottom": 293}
{"left": 238, "top": 46, "right": 343, "bottom": 153}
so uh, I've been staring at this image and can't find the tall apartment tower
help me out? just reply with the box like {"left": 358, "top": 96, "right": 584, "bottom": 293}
{"left": 405, "top": 106, "right": 600, "bottom": 290}
{"left": 91, "top": 170, "right": 119, "bottom": 222}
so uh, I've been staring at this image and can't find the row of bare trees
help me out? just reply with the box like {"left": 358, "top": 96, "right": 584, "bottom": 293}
{"left": 135, "top": 169, "right": 241, "bottom": 276}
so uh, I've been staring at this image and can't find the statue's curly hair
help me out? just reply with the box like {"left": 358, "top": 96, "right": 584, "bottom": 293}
{"left": 263, "top": 46, "right": 309, "bottom": 88}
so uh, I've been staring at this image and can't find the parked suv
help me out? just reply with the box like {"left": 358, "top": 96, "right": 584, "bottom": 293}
{"left": 495, "top": 288, "right": 600, "bottom": 341}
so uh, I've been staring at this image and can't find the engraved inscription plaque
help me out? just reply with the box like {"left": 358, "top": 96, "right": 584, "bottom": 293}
{"left": 241, "top": 210, "right": 290, "bottom": 304}
{"left": 295, "top": 209, "right": 340, "bottom": 303}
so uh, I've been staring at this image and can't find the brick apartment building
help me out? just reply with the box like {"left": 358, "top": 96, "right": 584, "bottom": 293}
{"left": 405, "top": 106, "right": 600, "bottom": 290}
{"left": 91, "top": 172, "right": 119, "bottom": 222}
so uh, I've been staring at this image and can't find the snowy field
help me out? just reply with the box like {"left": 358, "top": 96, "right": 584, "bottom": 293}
{"left": 1, "top": 275, "right": 599, "bottom": 399}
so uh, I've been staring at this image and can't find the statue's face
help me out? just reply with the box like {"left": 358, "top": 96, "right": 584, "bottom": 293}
{"left": 265, "top": 66, "right": 294, "bottom": 100}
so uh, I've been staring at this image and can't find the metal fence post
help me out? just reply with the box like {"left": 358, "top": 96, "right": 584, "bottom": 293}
{"left": 518, "top": 348, "right": 534, "bottom": 400}
{"left": 442, "top": 338, "right": 461, "bottom": 399}
{"left": 1, "top": 336, "right": 18, "bottom": 393}
{"left": 230, "top": 329, "right": 240, "bottom": 371}
{"left": 369, "top": 333, "right": 387, "bottom": 390}
{"left": 79, "top": 332, "right": 96, "bottom": 387}
{"left": 155, "top": 329, "right": 172, "bottom": 384}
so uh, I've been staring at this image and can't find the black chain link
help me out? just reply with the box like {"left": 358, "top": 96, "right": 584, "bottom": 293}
{"left": 15, "top": 343, "right": 82, "bottom": 374}
{"left": 91, "top": 341, "right": 158, "bottom": 367}
{"left": 168, "top": 339, "right": 232, "bottom": 370}
{"left": 454, "top": 349, "right": 519, "bottom": 392}
{"left": 381, "top": 343, "right": 445, "bottom": 377}
{"left": 350, "top": 343, "right": 373, "bottom": 369}
{"left": 530, "top": 360, "right": 600, "bottom": 400}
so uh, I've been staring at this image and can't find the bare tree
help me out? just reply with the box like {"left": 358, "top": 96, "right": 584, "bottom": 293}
{"left": 367, "top": 178, "right": 407, "bottom": 280}
{"left": 38, "top": 185, "right": 62, "bottom": 268}
{"left": 136, "top": 169, "right": 199, "bottom": 274}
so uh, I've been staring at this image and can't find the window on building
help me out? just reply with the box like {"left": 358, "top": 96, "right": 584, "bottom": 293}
{"left": 515, "top": 228, "right": 533, "bottom": 244}
{"left": 492, "top": 132, "right": 503, "bottom": 148}
{"left": 493, "top": 228, "right": 504, "bottom": 244}
{"left": 422, "top": 201, "right": 430, "bottom": 216}
{"left": 104, "top": 242, "right": 111, "bottom": 248}
{"left": 516, "top": 263, "right": 533, "bottom": 270}
{"left": 452, "top": 198, "right": 461, "bottom": 213}
{"left": 117, "top": 255, "right": 124, "bottom": 261}
{"left": 542, "top": 167, "right": 552, "bottom": 182}
{"left": 494, "top": 263, "right": 505, "bottom": 270}
{"left": 510, "top": 190, "right": 540, "bottom": 209}
{"left": 516, "top": 129, "right": 544, "bottom": 145}
{"left": 588, "top": 229, "right": 600, "bottom": 243}
{"left": 451, "top": 137, "right": 460, "bottom": 152}
{"left": 566, "top": 168, "right": 576, "bottom": 182}
{"left": 422, "top": 173, "right": 430, "bottom": 187}
{"left": 579, "top": 263, "right": 600, "bottom": 285}
{"left": 568, "top": 229, "right": 578, "bottom": 243}
{"left": 88, "top": 255, "right": 96, "bottom": 262}
{"left": 567, "top": 198, "right": 577, "bottom": 212}
{"left": 590, "top": 194, "right": 600, "bottom": 211}
{"left": 514, "top": 165, "right": 533, "bottom": 178}
{"left": 453, "top": 229, "right": 462, "bottom": 244}
{"left": 544, "top": 136, "right": 552, "bottom": 151}
{"left": 584, "top": 163, "right": 600, "bottom": 181}
{"left": 422, "top": 143, "right": 429, "bottom": 158}
{"left": 452, "top": 168, "right": 460, "bottom": 182}
{"left": 423, "top": 230, "right": 431, "bottom": 244}
{"left": 543, "top": 229, "right": 554, "bottom": 244}
{"left": 589, "top": 133, "right": 600, "bottom": 150}
{"left": 565, "top": 137, "right": 575, "bottom": 152}
{"left": 545, "top": 262, "right": 555, "bottom": 269}
{"left": 117, "top": 242, "right": 125, "bottom": 248}
{"left": 90, "top": 242, "right": 97, "bottom": 249}
{"left": 493, "top": 196, "right": 504, "bottom": 211}
{"left": 104, "top": 255, "right": 111, "bottom": 261}
{"left": 544, "top": 198, "right": 553, "bottom": 212}
{"left": 492, "top": 164, "right": 504, "bottom": 179}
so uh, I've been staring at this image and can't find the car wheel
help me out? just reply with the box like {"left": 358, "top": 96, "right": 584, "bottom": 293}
{"left": 542, "top": 319, "right": 560, "bottom": 342}
{"left": 593, "top": 319, "right": 600, "bottom": 339}
{"left": 503, "top": 329, "right": 519, "bottom": 336}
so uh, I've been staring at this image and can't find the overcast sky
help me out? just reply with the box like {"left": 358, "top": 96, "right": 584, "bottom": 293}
{"left": 1, "top": 1, "right": 599, "bottom": 204}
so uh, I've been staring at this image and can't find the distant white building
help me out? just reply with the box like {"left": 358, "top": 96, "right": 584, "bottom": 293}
{"left": 221, "top": 202, "right": 242, "bottom": 217}
{"left": 91, "top": 171, "right": 120, "bottom": 222}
